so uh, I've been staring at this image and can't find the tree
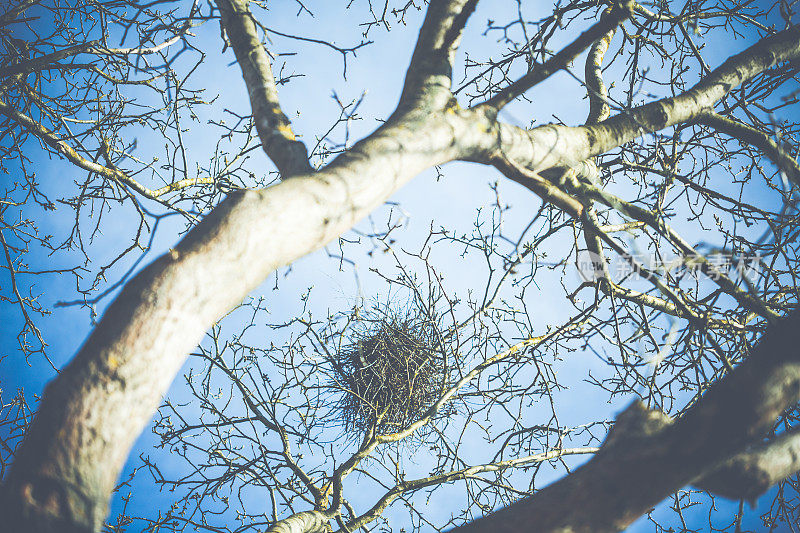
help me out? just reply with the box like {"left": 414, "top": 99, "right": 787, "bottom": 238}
{"left": 1, "top": 0, "right": 800, "bottom": 531}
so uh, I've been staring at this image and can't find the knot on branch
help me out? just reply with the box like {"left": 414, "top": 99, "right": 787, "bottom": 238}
{"left": 602, "top": 400, "right": 672, "bottom": 450}
{"left": 1, "top": 473, "right": 101, "bottom": 533}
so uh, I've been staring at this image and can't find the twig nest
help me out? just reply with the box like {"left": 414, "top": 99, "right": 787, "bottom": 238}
{"left": 329, "top": 306, "right": 449, "bottom": 436}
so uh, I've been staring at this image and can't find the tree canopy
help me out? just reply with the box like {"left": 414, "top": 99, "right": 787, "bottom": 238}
{"left": 1, "top": 0, "right": 800, "bottom": 532}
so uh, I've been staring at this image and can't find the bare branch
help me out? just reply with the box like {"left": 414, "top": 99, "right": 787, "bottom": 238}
{"left": 343, "top": 447, "right": 599, "bottom": 532}
{"left": 451, "top": 309, "right": 800, "bottom": 533}
{"left": 481, "top": 2, "right": 632, "bottom": 110}
{"left": 491, "top": 25, "right": 800, "bottom": 173}
{"left": 696, "top": 110, "right": 800, "bottom": 188}
{"left": 216, "top": 0, "right": 312, "bottom": 177}
{"left": 0, "top": 101, "right": 213, "bottom": 203}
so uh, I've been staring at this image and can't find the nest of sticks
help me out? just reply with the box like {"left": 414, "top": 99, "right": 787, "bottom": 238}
{"left": 329, "top": 305, "right": 450, "bottom": 437}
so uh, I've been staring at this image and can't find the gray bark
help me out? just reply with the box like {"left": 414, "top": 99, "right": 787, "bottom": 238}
{"left": 696, "top": 429, "right": 800, "bottom": 502}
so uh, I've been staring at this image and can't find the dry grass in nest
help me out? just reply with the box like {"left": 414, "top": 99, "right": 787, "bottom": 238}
{"left": 328, "top": 305, "right": 450, "bottom": 437}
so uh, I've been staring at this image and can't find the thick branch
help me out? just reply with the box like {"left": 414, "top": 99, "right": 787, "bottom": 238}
{"left": 398, "top": 0, "right": 479, "bottom": 107}
{"left": 584, "top": 18, "right": 617, "bottom": 125}
{"left": 0, "top": 30, "right": 192, "bottom": 78}
{"left": 696, "top": 430, "right": 800, "bottom": 502}
{"left": 267, "top": 511, "right": 329, "bottom": 533}
{"left": 490, "top": 25, "right": 800, "bottom": 174}
{"left": 0, "top": 41, "right": 98, "bottom": 78}
{"left": 216, "top": 0, "right": 312, "bottom": 177}
{"left": 492, "top": 157, "right": 585, "bottom": 217}
{"left": 0, "top": 2, "right": 507, "bottom": 522}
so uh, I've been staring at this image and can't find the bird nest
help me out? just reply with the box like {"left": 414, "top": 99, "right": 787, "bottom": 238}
{"left": 328, "top": 306, "right": 450, "bottom": 437}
